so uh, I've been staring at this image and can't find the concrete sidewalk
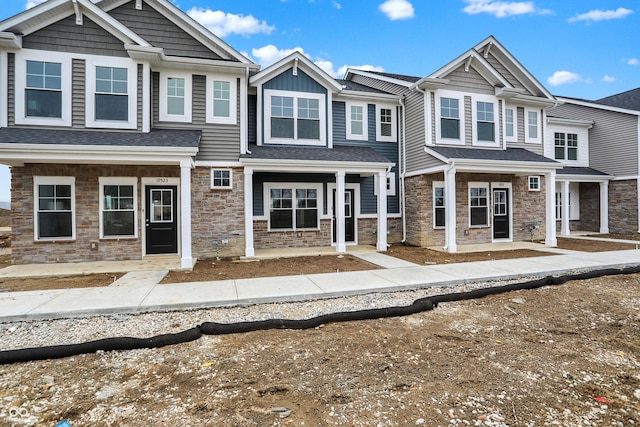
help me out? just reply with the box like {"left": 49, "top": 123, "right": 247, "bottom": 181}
{"left": 1, "top": 249, "right": 639, "bottom": 322}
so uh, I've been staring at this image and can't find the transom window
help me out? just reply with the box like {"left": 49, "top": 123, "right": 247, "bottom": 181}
{"left": 25, "top": 60, "right": 62, "bottom": 118}
{"left": 95, "top": 66, "right": 128, "bottom": 121}
{"left": 554, "top": 132, "right": 578, "bottom": 161}
{"left": 440, "top": 97, "right": 460, "bottom": 140}
{"left": 268, "top": 185, "right": 320, "bottom": 230}
{"left": 34, "top": 177, "right": 75, "bottom": 240}
{"left": 211, "top": 169, "right": 232, "bottom": 189}
{"left": 476, "top": 101, "right": 495, "bottom": 142}
{"left": 469, "top": 185, "right": 489, "bottom": 227}
{"left": 100, "top": 178, "right": 137, "bottom": 238}
{"left": 265, "top": 90, "right": 325, "bottom": 145}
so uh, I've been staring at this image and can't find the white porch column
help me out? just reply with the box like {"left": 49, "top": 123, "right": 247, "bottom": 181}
{"left": 180, "top": 161, "right": 193, "bottom": 268}
{"left": 376, "top": 170, "right": 388, "bottom": 251}
{"left": 444, "top": 166, "right": 457, "bottom": 253}
{"left": 335, "top": 171, "right": 346, "bottom": 253}
{"left": 600, "top": 181, "right": 609, "bottom": 234}
{"left": 561, "top": 180, "right": 570, "bottom": 236}
{"left": 545, "top": 171, "right": 557, "bottom": 246}
{"left": 244, "top": 167, "right": 255, "bottom": 257}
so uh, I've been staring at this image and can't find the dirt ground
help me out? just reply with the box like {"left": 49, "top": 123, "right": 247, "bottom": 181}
{"left": 1, "top": 273, "right": 638, "bottom": 426}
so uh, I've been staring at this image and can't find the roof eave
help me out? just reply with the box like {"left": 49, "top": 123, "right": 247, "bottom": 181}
{"left": 555, "top": 97, "right": 640, "bottom": 116}
{"left": 240, "top": 157, "right": 394, "bottom": 172}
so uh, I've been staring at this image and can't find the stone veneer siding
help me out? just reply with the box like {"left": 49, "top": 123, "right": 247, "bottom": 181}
{"left": 190, "top": 166, "right": 245, "bottom": 259}
{"left": 11, "top": 163, "right": 179, "bottom": 265}
{"left": 405, "top": 173, "right": 547, "bottom": 247}
{"left": 608, "top": 179, "right": 638, "bottom": 234}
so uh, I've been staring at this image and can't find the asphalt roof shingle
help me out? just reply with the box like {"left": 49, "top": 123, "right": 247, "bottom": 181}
{"left": 241, "top": 144, "right": 393, "bottom": 164}
{"left": 557, "top": 166, "right": 609, "bottom": 176}
{"left": 595, "top": 87, "right": 640, "bottom": 111}
{"left": 428, "top": 146, "right": 558, "bottom": 163}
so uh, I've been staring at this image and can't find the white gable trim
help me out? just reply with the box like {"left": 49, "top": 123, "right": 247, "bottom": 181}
{"left": 250, "top": 51, "right": 342, "bottom": 92}
{"left": 344, "top": 69, "right": 414, "bottom": 88}
{"left": 428, "top": 49, "right": 512, "bottom": 89}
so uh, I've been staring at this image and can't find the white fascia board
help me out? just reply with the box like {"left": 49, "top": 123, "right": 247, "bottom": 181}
{"left": 240, "top": 158, "right": 394, "bottom": 173}
{"left": 512, "top": 93, "right": 558, "bottom": 108}
{"left": 404, "top": 165, "right": 447, "bottom": 178}
{"left": 250, "top": 52, "right": 342, "bottom": 92}
{"left": 411, "top": 77, "right": 449, "bottom": 91}
{"left": 0, "top": 32, "right": 22, "bottom": 49}
{"left": 547, "top": 116, "right": 594, "bottom": 128}
{"left": 126, "top": 46, "right": 258, "bottom": 73}
{"left": 0, "top": 0, "right": 68, "bottom": 32}
{"left": 0, "top": 143, "right": 197, "bottom": 162}
{"left": 195, "top": 161, "right": 243, "bottom": 167}
{"left": 453, "top": 158, "right": 563, "bottom": 174}
{"left": 77, "top": 0, "right": 150, "bottom": 46}
{"left": 427, "top": 50, "right": 512, "bottom": 89}
{"left": 344, "top": 68, "right": 414, "bottom": 88}
{"left": 334, "top": 90, "right": 401, "bottom": 103}
{"left": 555, "top": 97, "right": 640, "bottom": 116}
{"left": 557, "top": 174, "right": 613, "bottom": 182}
{"left": 423, "top": 146, "right": 451, "bottom": 163}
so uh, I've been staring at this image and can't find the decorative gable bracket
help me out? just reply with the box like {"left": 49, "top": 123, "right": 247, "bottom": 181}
{"left": 464, "top": 56, "right": 473, "bottom": 72}
{"left": 136, "top": 0, "right": 143, "bottom": 10}
{"left": 72, "top": 0, "right": 83, "bottom": 25}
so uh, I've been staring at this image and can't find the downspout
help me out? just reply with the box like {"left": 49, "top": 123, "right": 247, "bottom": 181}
{"left": 400, "top": 97, "right": 407, "bottom": 242}
{"left": 443, "top": 161, "right": 455, "bottom": 252}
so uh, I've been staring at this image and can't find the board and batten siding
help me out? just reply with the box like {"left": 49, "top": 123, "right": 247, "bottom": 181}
{"left": 72, "top": 58, "right": 85, "bottom": 128}
{"left": 151, "top": 73, "right": 242, "bottom": 161}
{"left": 549, "top": 103, "right": 639, "bottom": 176}
{"left": 263, "top": 69, "right": 327, "bottom": 94}
{"left": 109, "top": 1, "right": 224, "bottom": 61}
{"left": 22, "top": 15, "right": 127, "bottom": 57}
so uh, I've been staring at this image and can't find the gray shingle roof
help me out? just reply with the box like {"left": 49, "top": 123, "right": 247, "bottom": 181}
{"left": 360, "top": 70, "right": 421, "bottom": 83}
{"left": 335, "top": 79, "right": 394, "bottom": 95}
{"left": 0, "top": 128, "right": 201, "bottom": 148}
{"left": 595, "top": 87, "right": 640, "bottom": 111}
{"left": 428, "top": 146, "right": 558, "bottom": 163}
{"left": 241, "top": 144, "right": 392, "bottom": 164}
{"left": 557, "top": 166, "right": 609, "bottom": 176}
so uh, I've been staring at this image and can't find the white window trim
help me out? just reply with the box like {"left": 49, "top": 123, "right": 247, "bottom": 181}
{"left": 99, "top": 177, "right": 138, "bottom": 239}
{"left": 211, "top": 168, "right": 233, "bottom": 190}
{"left": 468, "top": 182, "right": 490, "bottom": 228}
{"left": 205, "top": 75, "right": 237, "bottom": 125}
{"left": 86, "top": 56, "right": 137, "bottom": 129}
{"left": 33, "top": 176, "right": 76, "bottom": 241}
{"left": 159, "top": 71, "right": 192, "bottom": 123}
{"left": 472, "top": 94, "right": 499, "bottom": 147}
{"left": 264, "top": 182, "right": 323, "bottom": 231}
{"left": 433, "top": 181, "right": 445, "bottom": 229}
{"left": 525, "top": 107, "right": 541, "bottom": 144}
{"left": 15, "top": 50, "right": 72, "bottom": 127}
{"left": 504, "top": 105, "right": 518, "bottom": 142}
{"left": 528, "top": 176, "right": 541, "bottom": 192}
{"left": 373, "top": 172, "right": 397, "bottom": 197}
{"left": 346, "top": 101, "right": 368, "bottom": 141}
{"left": 376, "top": 104, "right": 397, "bottom": 142}
{"left": 435, "top": 90, "right": 465, "bottom": 145}
{"left": 263, "top": 89, "right": 326, "bottom": 146}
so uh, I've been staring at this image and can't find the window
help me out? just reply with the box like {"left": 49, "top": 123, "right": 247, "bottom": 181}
{"left": 440, "top": 97, "right": 460, "bottom": 140}
{"left": 526, "top": 108, "right": 540, "bottom": 143}
{"left": 505, "top": 107, "right": 516, "bottom": 140}
{"left": 469, "top": 184, "right": 489, "bottom": 227}
{"left": 528, "top": 176, "right": 540, "bottom": 191}
{"left": 100, "top": 178, "right": 137, "bottom": 238}
{"left": 380, "top": 108, "right": 392, "bottom": 137}
{"left": 15, "top": 51, "right": 71, "bottom": 126}
{"left": 86, "top": 58, "right": 136, "bottom": 129}
{"left": 554, "top": 132, "right": 578, "bottom": 161}
{"left": 206, "top": 76, "right": 237, "bottom": 124}
{"left": 476, "top": 101, "right": 495, "bottom": 142}
{"left": 376, "top": 104, "right": 397, "bottom": 142}
{"left": 267, "top": 184, "right": 321, "bottom": 230}
{"left": 433, "top": 182, "right": 445, "bottom": 228}
{"left": 211, "top": 169, "right": 232, "bottom": 189}
{"left": 264, "top": 90, "right": 325, "bottom": 145}
{"left": 167, "top": 78, "right": 184, "bottom": 115}
{"left": 346, "top": 102, "right": 368, "bottom": 140}
{"left": 34, "top": 177, "right": 75, "bottom": 240}
{"left": 159, "top": 73, "right": 192, "bottom": 123}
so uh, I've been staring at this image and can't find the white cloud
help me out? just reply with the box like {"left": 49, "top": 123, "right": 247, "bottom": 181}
{"left": 568, "top": 7, "right": 633, "bottom": 23}
{"left": 462, "top": 0, "right": 540, "bottom": 17}
{"left": 602, "top": 75, "right": 616, "bottom": 82}
{"left": 332, "top": 1, "right": 342, "bottom": 10}
{"left": 546, "top": 70, "right": 582, "bottom": 86}
{"left": 187, "top": 7, "right": 275, "bottom": 37}
{"left": 25, "top": 0, "right": 46, "bottom": 9}
{"left": 627, "top": 58, "right": 640, "bottom": 66}
{"left": 379, "top": 0, "right": 415, "bottom": 20}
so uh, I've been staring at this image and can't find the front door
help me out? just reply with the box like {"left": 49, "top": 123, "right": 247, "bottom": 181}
{"left": 333, "top": 189, "right": 355, "bottom": 243}
{"left": 145, "top": 186, "right": 178, "bottom": 254}
{"left": 492, "top": 188, "right": 510, "bottom": 239}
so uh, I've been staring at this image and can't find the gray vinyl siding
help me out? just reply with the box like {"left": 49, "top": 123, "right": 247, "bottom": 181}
{"left": 484, "top": 52, "right": 530, "bottom": 95}
{"left": 417, "top": 154, "right": 446, "bottom": 170}
{"left": 109, "top": 1, "right": 224, "bottom": 60}
{"left": 22, "top": 16, "right": 127, "bottom": 57}
{"left": 505, "top": 106, "right": 544, "bottom": 155}
{"left": 7, "top": 53, "right": 14, "bottom": 126}
{"left": 549, "top": 103, "right": 639, "bottom": 176}
{"left": 137, "top": 64, "right": 143, "bottom": 131}
{"left": 464, "top": 96, "right": 472, "bottom": 145}
{"left": 152, "top": 73, "right": 241, "bottom": 161}
{"left": 441, "top": 65, "right": 494, "bottom": 95}
{"left": 486, "top": 49, "right": 543, "bottom": 97}
{"left": 404, "top": 90, "right": 428, "bottom": 173}
{"left": 72, "top": 59, "right": 85, "bottom": 128}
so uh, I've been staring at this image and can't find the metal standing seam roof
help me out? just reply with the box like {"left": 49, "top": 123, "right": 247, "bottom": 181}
{"left": 241, "top": 144, "right": 393, "bottom": 164}
{"left": 0, "top": 128, "right": 201, "bottom": 148}
{"left": 428, "top": 146, "right": 559, "bottom": 163}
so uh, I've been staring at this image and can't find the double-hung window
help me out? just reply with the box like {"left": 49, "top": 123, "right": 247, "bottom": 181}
{"left": 268, "top": 185, "right": 320, "bottom": 230}
{"left": 376, "top": 104, "right": 397, "bottom": 142}
{"left": 346, "top": 102, "right": 368, "bottom": 141}
{"left": 505, "top": 107, "right": 516, "bottom": 140}
{"left": 86, "top": 58, "right": 136, "bottom": 129}
{"left": 525, "top": 108, "right": 541, "bottom": 143}
{"left": 469, "top": 184, "right": 489, "bottom": 227}
{"left": 476, "top": 101, "right": 495, "bottom": 143}
{"left": 159, "top": 72, "right": 192, "bottom": 123}
{"left": 264, "top": 90, "right": 325, "bottom": 145}
{"left": 100, "top": 178, "right": 137, "bottom": 238}
{"left": 433, "top": 182, "right": 445, "bottom": 228}
{"left": 26, "top": 60, "right": 62, "bottom": 118}
{"left": 439, "top": 95, "right": 462, "bottom": 142}
{"left": 206, "top": 76, "right": 237, "bottom": 124}
{"left": 554, "top": 132, "right": 578, "bottom": 161}
{"left": 34, "top": 176, "right": 75, "bottom": 240}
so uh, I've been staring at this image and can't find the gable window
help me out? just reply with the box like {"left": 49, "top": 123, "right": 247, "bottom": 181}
{"left": 476, "top": 101, "right": 495, "bottom": 143}
{"left": 346, "top": 102, "right": 368, "bottom": 141}
{"left": 15, "top": 51, "right": 71, "bottom": 126}
{"left": 554, "top": 132, "right": 578, "bottom": 161}
{"left": 267, "top": 184, "right": 321, "bottom": 230}
{"left": 376, "top": 104, "right": 397, "bottom": 142}
{"left": 505, "top": 107, "right": 516, "bottom": 140}
{"left": 86, "top": 58, "right": 136, "bottom": 129}
{"left": 440, "top": 97, "right": 460, "bottom": 140}
{"left": 159, "top": 72, "right": 192, "bottom": 123}
{"left": 206, "top": 76, "right": 237, "bottom": 125}
{"left": 100, "top": 178, "right": 137, "bottom": 238}
{"left": 264, "top": 90, "right": 326, "bottom": 145}
{"left": 211, "top": 169, "right": 232, "bottom": 189}
{"left": 34, "top": 176, "right": 75, "bottom": 240}
{"left": 525, "top": 108, "right": 541, "bottom": 143}
{"left": 433, "top": 182, "right": 445, "bottom": 228}
{"left": 469, "top": 184, "right": 489, "bottom": 227}
{"left": 528, "top": 176, "right": 540, "bottom": 191}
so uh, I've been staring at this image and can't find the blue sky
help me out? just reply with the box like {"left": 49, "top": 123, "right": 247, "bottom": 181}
{"left": 0, "top": 0, "right": 638, "bottom": 203}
